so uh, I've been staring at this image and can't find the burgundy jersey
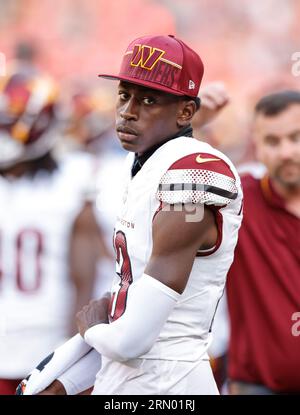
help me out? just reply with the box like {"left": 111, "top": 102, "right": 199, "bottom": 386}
{"left": 227, "top": 174, "right": 300, "bottom": 392}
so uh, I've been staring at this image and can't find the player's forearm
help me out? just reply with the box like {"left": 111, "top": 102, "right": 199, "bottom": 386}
{"left": 57, "top": 349, "right": 101, "bottom": 395}
{"left": 84, "top": 274, "right": 180, "bottom": 361}
{"left": 18, "top": 334, "right": 92, "bottom": 395}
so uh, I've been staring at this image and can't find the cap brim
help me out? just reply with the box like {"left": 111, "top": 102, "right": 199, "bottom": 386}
{"left": 98, "top": 73, "right": 186, "bottom": 96}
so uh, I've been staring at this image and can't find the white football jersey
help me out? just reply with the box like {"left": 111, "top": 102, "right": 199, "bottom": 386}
{"left": 0, "top": 152, "right": 96, "bottom": 378}
{"left": 109, "top": 136, "right": 243, "bottom": 362}
{"left": 92, "top": 151, "right": 127, "bottom": 299}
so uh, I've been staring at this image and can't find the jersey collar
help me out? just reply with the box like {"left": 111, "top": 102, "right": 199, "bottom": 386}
{"left": 131, "top": 125, "right": 193, "bottom": 177}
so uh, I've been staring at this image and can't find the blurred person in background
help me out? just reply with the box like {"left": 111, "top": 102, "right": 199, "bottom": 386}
{"left": 226, "top": 90, "right": 300, "bottom": 394}
{"left": 194, "top": 86, "right": 300, "bottom": 394}
{"left": 0, "top": 70, "right": 108, "bottom": 394}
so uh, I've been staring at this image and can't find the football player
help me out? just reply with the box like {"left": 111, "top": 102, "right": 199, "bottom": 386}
{"left": 17, "top": 35, "right": 243, "bottom": 395}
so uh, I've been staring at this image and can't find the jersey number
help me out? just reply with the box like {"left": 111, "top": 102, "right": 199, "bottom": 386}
{"left": 109, "top": 231, "right": 133, "bottom": 321}
{"left": 0, "top": 229, "right": 43, "bottom": 292}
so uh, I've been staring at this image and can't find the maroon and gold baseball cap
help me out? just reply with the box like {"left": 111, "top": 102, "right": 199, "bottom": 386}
{"left": 99, "top": 34, "right": 204, "bottom": 98}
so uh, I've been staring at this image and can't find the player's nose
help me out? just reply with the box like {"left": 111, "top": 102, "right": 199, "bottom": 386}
{"left": 120, "top": 97, "right": 139, "bottom": 121}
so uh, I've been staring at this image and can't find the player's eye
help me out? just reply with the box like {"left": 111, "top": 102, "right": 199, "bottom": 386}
{"left": 118, "top": 91, "right": 129, "bottom": 101}
{"left": 143, "top": 97, "right": 155, "bottom": 105}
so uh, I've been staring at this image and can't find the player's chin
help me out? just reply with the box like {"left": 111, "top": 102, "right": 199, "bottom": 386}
{"left": 119, "top": 139, "right": 140, "bottom": 152}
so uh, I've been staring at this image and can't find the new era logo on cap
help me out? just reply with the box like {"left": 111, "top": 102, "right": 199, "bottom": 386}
{"left": 99, "top": 35, "right": 204, "bottom": 98}
{"left": 189, "top": 80, "right": 195, "bottom": 90}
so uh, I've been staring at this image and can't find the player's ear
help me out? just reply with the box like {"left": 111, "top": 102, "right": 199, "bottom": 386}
{"left": 177, "top": 99, "right": 197, "bottom": 128}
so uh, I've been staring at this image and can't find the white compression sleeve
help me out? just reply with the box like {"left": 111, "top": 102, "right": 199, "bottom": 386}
{"left": 23, "top": 334, "right": 92, "bottom": 395}
{"left": 57, "top": 348, "right": 101, "bottom": 395}
{"left": 84, "top": 274, "right": 180, "bottom": 362}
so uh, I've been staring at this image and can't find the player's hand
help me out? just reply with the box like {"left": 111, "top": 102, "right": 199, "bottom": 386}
{"left": 76, "top": 295, "right": 110, "bottom": 338}
{"left": 37, "top": 380, "right": 67, "bottom": 395}
{"left": 196, "top": 82, "right": 230, "bottom": 127}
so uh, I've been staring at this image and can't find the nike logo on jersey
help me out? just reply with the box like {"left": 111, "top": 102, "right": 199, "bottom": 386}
{"left": 196, "top": 155, "right": 220, "bottom": 164}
